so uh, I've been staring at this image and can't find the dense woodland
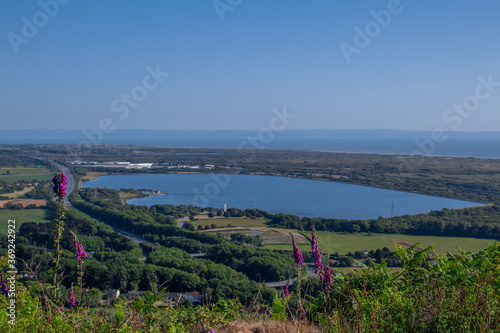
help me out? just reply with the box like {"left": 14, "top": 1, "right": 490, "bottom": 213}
{"left": 14, "top": 201, "right": 279, "bottom": 305}
{"left": 269, "top": 205, "right": 500, "bottom": 239}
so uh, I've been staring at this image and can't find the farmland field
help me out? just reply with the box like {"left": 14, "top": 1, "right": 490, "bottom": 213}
{"left": 191, "top": 218, "right": 499, "bottom": 254}
{"left": 0, "top": 166, "right": 53, "bottom": 182}
{"left": 262, "top": 231, "right": 499, "bottom": 255}
{"left": 0, "top": 208, "right": 52, "bottom": 234}
{"left": 0, "top": 199, "right": 46, "bottom": 208}
{"left": 191, "top": 217, "right": 268, "bottom": 228}
{"left": 1, "top": 186, "right": 35, "bottom": 199}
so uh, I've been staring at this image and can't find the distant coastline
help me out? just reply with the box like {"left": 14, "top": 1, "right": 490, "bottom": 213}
{"left": 81, "top": 175, "right": 170, "bottom": 202}
{"left": 2, "top": 129, "right": 500, "bottom": 159}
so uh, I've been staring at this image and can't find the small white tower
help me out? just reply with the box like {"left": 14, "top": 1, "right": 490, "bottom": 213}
{"left": 224, "top": 203, "right": 227, "bottom": 212}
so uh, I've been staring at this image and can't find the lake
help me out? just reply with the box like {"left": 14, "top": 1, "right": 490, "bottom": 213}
{"left": 83, "top": 174, "right": 485, "bottom": 220}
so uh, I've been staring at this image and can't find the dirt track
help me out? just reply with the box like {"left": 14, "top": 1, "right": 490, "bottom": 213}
{"left": 395, "top": 241, "right": 423, "bottom": 252}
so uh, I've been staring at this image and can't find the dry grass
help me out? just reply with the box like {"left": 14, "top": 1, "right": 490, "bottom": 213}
{"left": 219, "top": 321, "right": 323, "bottom": 333}
{"left": 0, "top": 198, "right": 46, "bottom": 208}
{"left": 80, "top": 172, "right": 108, "bottom": 181}
{"left": 194, "top": 214, "right": 225, "bottom": 219}
{"left": 1, "top": 185, "right": 34, "bottom": 198}
{"left": 202, "top": 227, "right": 309, "bottom": 245}
{"left": 262, "top": 229, "right": 308, "bottom": 245}
{"left": 192, "top": 217, "right": 268, "bottom": 228}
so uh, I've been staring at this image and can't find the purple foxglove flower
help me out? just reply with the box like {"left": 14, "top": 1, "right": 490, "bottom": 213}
{"left": 298, "top": 302, "right": 306, "bottom": 321}
{"left": 52, "top": 172, "right": 68, "bottom": 198}
{"left": 61, "top": 173, "right": 68, "bottom": 184}
{"left": 311, "top": 232, "right": 324, "bottom": 276}
{"left": 282, "top": 281, "right": 290, "bottom": 298}
{"left": 1, "top": 283, "right": 8, "bottom": 297}
{"left": 69, "top": 287, "right": 76, "bottom": 308}
{"left": 324, "top": 265, "right": 333, "bottom": 289}
{"left": 73, "top": 235, "right": 87, "bottom": 262}
{"left": 290, "top": 233, "right": 303, "bottom": 265}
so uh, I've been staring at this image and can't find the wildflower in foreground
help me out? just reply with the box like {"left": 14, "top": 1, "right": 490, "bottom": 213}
{"left": 297, "top": 301, "right": 306, "bottom": 321}
{"left": 73, "top": 234, "right": 87, "bottom": 263}
{"left": 1, "top": 277, "right": 8, "bottom": 297}
{"left": 324, "top": 265, "right": 333, "bottom": 289}
{"left": 52, "top": 172, "right": 68, "bottom": 285}
{"left": 311, "top": 231, "right": 324, "bottom": 277}
{"left": 52, "top": 172, "right": 68, "bottom": 198}
{"left": 290, "top": 233, "right": 305, "bottom": 321}
{"left": 282, "top": 280, "right": 290, "bottom": 298}
{"left": 68, "top": 287, "right": 76, "bottom": 308}
{"left": 290, "top": 233, "right": 303, "bottom": 265}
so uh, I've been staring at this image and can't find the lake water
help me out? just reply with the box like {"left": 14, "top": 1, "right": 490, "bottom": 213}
{"left": 83, "top": 174, "right": 484, "bottom": 220}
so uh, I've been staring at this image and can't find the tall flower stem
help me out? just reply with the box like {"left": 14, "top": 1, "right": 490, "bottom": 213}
{"left": 290, "top": 232, "right": 305, "bottom": 320}
{"left": 52, "top": 172, "right": 67, "bottom": 286}
{"left": 69, "top": 286, "right": 76, "bottom": 309}
{"left": 70, "top": 230, "right": 87, "bottom": 299}
{"left": 311, "top": 230, "right": 332, "bottom": 290}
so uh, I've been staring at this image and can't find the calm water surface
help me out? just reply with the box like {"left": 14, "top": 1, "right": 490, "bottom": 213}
{"left": 83, "top": 174, "right": 485, "bottom": 220}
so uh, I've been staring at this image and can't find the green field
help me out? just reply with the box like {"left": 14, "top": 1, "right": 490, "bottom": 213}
{"left": 0, "top": 166, "right": 54, "bottom": 182}
{"left": 81, "top": 172, "right": 107, "bottom": 181}
{"left": 262, "top": 231, "right": 499, "bottom": 255}
{"left": 0, "top": 209, "right": 52, "bottom": 235}
{"left": 119, "top": 191, "right": 145, "bottom": 200}
{"left": 191, "top": 217, "right": 268, "bottom": 228}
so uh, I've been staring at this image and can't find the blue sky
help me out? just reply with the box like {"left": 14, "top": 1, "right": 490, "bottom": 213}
{"left": 1, "top": 0, "right": 499, "bottom": 131}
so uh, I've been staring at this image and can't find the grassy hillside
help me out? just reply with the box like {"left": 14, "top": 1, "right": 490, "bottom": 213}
{"left": 0, "top": 208, "right": 52, "bottom": 234}
{"left": 0, "top": 166, "right": 53, "bottom": 182}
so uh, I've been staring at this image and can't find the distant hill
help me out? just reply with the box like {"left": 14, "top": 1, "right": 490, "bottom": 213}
{"left": 2, "top": 128, "right": 500, "bottom": 145}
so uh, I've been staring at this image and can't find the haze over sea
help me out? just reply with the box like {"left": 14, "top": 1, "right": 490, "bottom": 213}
{"left": 2, "top": 129, "right": 500, "bottom": 159}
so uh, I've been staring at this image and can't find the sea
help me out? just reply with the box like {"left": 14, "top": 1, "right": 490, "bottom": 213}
{"left": 1, "top": 129, "right": 500, "bottom": 158}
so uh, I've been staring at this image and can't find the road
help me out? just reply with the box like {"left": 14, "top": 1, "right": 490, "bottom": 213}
{"left": 49, "top": 160, "right": 150, "bottom": 260}
{"left": 110, "top": 226, "right": 146, "bottom": 244}
{"left": 177, "top": 217, "right": 189, "bottom": 228}
{"left": 264, "top": 278, "right": 296, "bottom": 288}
